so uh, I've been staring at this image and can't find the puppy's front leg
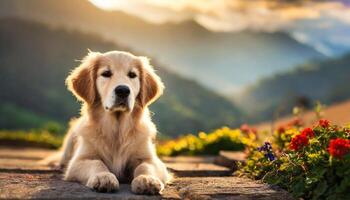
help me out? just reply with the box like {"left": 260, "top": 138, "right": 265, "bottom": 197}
{"left": 131, "top": 160, "right": 168, "bottom": 195}
{"left": 65, "top": 158, "right": 119, "bottom": 192}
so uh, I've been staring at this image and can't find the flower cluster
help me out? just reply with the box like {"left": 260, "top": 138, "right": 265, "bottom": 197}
{"left": 328, "top": 138, "right": 350, "bottom": 159}
{"left": 240, "top": 118, "right": 350, "bottom": 199}
{"left": 301, "top": 127, "right": 314, "bottom": 138}
{"left": 319, "top": 119, "right": 330, "bottom": 128}
{"left": 289, "top": 133, "right": 309, "bottom": 151}
{"left": 157, "top": 127, "right": 246, "bottom": 156}
{"left": 289, "top": 127, "right": 314, "bottom": 151}
{"left": 240, "top": 124, "right": 257, "bottom": 135}
{"left": 277, "top": 126, "right": 286, "bottom": 134}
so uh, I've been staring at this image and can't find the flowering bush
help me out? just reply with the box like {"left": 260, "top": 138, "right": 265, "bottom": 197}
{"left": 0, "top": 130, "right": 63, "bottom": 148}
{"left": 239, "top": 119, "right": 350, "bottom": 200}
{"left": 157, "top": 126, "right": 256, "bottom": 156}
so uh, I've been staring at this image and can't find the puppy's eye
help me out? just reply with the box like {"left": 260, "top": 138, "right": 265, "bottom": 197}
{"left": 128, "top": 71, "right": 137, "bottom": 79}
{"left": 101, "top": 70, "right": 112, "bottom": 78}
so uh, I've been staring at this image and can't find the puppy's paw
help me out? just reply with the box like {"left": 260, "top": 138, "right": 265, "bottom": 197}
{"left": 86, "top": 172, "right": 119, "bottom": 193}
{"left": 131, "top": 175, "right": 164, "bottom": 195}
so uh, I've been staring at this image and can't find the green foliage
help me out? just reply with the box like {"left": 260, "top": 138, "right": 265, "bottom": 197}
{"left": 238, "top": 120, "right": 350, "bottom": 200}
{"left": 0, "top": 18, "right": 242, "bottom": 137}
{"left": 0, "top": 103, "right": 55, "bottom": 129}
{"left": 41, "top": 121, "right": 65, "bottom": 135}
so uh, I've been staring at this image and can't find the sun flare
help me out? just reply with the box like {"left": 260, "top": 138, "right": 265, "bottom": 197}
{"left": 89, "top": 0, "right": 123, "bottom": 10}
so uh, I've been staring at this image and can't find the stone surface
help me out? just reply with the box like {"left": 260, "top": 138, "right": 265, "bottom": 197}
{"left": 166, "top": 162, "right": 231, "bottom": 177}
{"left": 0, "top": 146, "right": 295, "bottom": 199}
{"left": 162, "top": 156, "right": 215, "bottom": 164}
{"left": 172, "top": 177, "right": 295, "bottom": 200}
{"left": 0, "top": 146, "right": 55, "bottom": 160}
{"left": 214, "top": 151, "right": 246, "bottom": 171}
{"left": 0, "top": 172, "right": 168, "bottom": 200}
{"left": 0, "top": 147, "right": 54, "bottom": 170}
{"left": 0, "top": 158, "right": 53, "bottom": 171}
{"left": 163, "top": 155, "right": 232, "bottom": 177}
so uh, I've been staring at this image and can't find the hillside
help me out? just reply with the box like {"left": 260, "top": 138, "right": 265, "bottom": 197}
{"left": 0, "top": 0, "right": 324, "bottom": 93}
{"left": 0, "top": 18, "right": 242, "bottom": 137}
{"left": 236, "top": 54, "right": 350, "bottom": 123}
{"left": 255, "top": 100, "right": 350, "bottom": 132}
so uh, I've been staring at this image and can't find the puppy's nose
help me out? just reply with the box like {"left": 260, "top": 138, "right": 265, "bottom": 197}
{"left": 115, "top": 85, "right": 130, "bottom": 98}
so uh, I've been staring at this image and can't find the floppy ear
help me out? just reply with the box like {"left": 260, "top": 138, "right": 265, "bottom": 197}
{"left": 66, "top": 52, "right": 101, "bottom": 105}
{"left": 138, "top": 57, "right": 164, "bottom": 107}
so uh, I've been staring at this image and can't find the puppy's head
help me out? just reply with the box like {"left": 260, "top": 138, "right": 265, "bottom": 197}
{"left": 66, "top": 51, "right": 164, "bottom": 113}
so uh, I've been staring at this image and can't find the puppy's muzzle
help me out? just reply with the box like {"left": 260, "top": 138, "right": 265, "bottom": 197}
{"left": 115, "top": 85, "right": 130, "bottom": 98}
{"left": 114, "top": 85, "right": 130, "bottom": 108}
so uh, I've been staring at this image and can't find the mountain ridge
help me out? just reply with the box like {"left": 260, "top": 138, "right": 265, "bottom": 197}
{"left": 236, "top": 53, "right": 350, "bottom": 123}
{"left": 0, "top": 0, "right": 325, "bottom": 93}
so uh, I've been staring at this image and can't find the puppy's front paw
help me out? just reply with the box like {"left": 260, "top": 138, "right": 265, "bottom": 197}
{"left": 131, "top": 175, "right": 164, "bottom": 195}
{"left": 86, "top": 172, "right": 119, "bottom": 193}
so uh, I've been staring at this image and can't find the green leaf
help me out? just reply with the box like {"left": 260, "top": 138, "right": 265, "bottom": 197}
{"left": 312, "top": 180, "right": 327, "bottom": 200}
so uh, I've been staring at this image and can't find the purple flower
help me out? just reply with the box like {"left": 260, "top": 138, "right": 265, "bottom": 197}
{"left": 258, "top": 142, "right": 275, "bottom": 161}
{"left": 258, "top": 142, "right": 272, "bottom": 152}
{"left": 266, "top": 152, "right": 275, "bottom": 161}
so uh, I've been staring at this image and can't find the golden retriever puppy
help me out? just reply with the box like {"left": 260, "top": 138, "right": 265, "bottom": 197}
{"left": 59, "top": 51, "right": 170, "bottom": 194}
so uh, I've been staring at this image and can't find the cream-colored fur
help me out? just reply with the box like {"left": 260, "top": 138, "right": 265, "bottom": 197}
{"left": 55, "top": 51, "right": 169, "bottom": 194}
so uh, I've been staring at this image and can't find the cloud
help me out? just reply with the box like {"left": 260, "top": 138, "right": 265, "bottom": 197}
{"left": 291, "top": 32, "right": 310, "bottom": 44}
{"left": 90, "top": 0, "right": 350, "bottom": 32}
{"left": 89, "top": 0, "right": 350, "bottom": 56}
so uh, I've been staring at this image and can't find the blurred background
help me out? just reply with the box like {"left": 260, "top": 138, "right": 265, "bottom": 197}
{"left": 0, "top": 0, "right": 350, "bottom": 142}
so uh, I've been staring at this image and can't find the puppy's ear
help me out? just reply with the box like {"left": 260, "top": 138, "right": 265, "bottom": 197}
{"left": 138, "top": 57, "right": 164, "bottom": 107}
{"left": 66, "top": 52, "right": 101, "bottom": 105}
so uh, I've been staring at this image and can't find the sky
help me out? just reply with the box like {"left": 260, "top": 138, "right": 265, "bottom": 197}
{"left": 89, "top": 0, "right": 350, "bottom": 56}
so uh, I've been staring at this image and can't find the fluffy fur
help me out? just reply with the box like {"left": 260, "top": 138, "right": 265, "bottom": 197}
{"left": 52, "top": 51, "right": 170, "bottom": 194}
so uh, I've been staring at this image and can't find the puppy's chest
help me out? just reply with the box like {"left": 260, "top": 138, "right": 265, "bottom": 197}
{"left": 99, "top": 142, "right": 135, "bottom": 180}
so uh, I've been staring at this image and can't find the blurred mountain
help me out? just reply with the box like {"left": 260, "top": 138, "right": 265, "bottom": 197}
{"left": 0, "top": 0, "right": 325, "bottom": 93}
{"left": 0, "top": 18, "right": 243, "bottom": 136}
{"left": 236, "top": 54, "right": 350, "bottom": 123}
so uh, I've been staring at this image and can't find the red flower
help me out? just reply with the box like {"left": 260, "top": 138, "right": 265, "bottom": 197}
{"left": 251, "top": 127, "right": 257, "bottom": 135}
{"left": 301, "top": 128, "right": 314, "bottom": 138}
{"left": 319, "top": 119, "right": 330, "bottom": 128}
{"left": 240, "top": 124, "right": 257, "bottom": 134}
{"left": 277, "top": 126, "right": 286, "bottom": 134}
{"left": 328, "top": 138, "right": 350, "bottom": 159}
{"left": 240, "top": 124, "right": 250, "bottom": 134}
{"left": 290, "top": 134, "right": 309, "bottom": 151}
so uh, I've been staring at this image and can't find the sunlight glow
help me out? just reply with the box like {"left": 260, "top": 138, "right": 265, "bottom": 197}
{"left": 89, "top": 0, "right": 350, "bottom": 32}
{"left": 89, "top": 0, "right": 122, "bottom": 10}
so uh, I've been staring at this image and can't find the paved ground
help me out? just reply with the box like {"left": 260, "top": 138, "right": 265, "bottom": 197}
{"left": 0, "top": 146, "right": 294, "bottom": 199}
